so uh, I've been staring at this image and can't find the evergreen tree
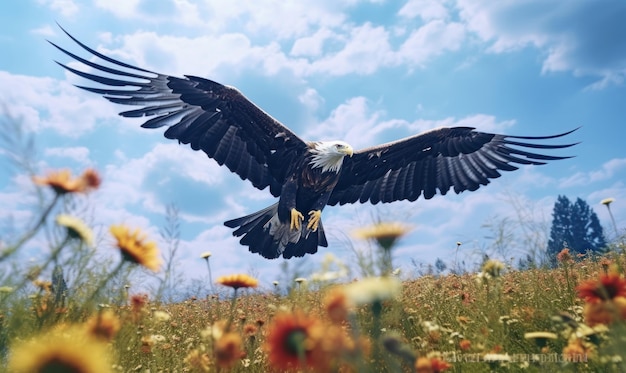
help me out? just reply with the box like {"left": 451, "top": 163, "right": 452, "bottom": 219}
{"left": 434, "top": 258, "right": 447, "bottom": 275}
{"left": 547, "top": 195, "right": 607, "bottom": 264}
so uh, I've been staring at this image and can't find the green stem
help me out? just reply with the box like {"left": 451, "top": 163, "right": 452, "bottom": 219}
{"left": 0, "top": 233, "right": 70, "bottom": 304}
{"left": 606, "top": 205, "right": 619, "bottom": 239}
{"left": 371, "top": 300, "right": 383, "bottom": 367}
{"left": 86, "top": 260, "right": 126, "bottom": 305}
{"left": 225, "top": 288, "right": 239, "bottom": 330}
{"left": 0, "top": 194, "right": 61, "bottom": 262}
{"left": 205, "top": 258, "right": 214, "bottom": 294}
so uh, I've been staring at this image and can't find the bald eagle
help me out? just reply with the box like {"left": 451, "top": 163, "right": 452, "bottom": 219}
{"left": 51, "top": 28, "right": 578, "bottom": 259}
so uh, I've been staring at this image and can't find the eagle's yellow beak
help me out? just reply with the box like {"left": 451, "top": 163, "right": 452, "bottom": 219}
{"left": 343, "top": 145, "right": 354, "bottom": 157}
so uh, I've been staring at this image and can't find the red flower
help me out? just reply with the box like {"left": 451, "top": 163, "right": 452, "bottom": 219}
{"left": 415, "top": 357, "right": 451, "bottom": 373}
{"left": 265, "top": 311, "right": 327, "bottom": 371}
{"left": 577, "top": 273, "right": 626, "bottom": 303}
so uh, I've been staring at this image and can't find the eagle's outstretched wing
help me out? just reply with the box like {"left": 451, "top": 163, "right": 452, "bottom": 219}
{"left": 50, "top": 27, "right": 307, "bottom": 197}
{"left": 329, "top": 127, "right": 578, "bottom": 205}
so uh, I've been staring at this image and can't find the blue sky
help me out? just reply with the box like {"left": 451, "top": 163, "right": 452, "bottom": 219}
{"left": 1, "top": 0, "right": 625, "bottom": 288}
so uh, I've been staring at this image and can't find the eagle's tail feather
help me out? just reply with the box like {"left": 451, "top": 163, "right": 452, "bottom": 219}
{"left": 224, "top": 204, "right": 328, "bottom": 259}
{"left": 224, "top": 203, "right": 278, "bottom": 235}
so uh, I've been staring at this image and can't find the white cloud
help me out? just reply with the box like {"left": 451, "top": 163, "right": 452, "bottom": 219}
{"left": 398, "top": 0, "right": 449, "bottom": 21}
{"left": 291, "top": 28, "right": 335, "bottom": 57}
{"left": 100, "top": 143, "right": 226, "bottom": 214}
{"left": 37, "top": 0, "right": 79, "bottom": 17}
{"left": 44, "top": 146, "right": 91, "bottom": 165}
{"left": 94, "top": 0, "right": 141, "bottom": 18}
{"left": 30, "top": 25, "right": 56, "bottom": 37}
{"left": 55, "top": 6, "right": 463, "bottom": 80}
{"left": 307, "top": 23, "right": 394, "bottom": 76}
{"left": 0, "top": 174, "right": 39, "bottom": 228}
{"left": 304, "top": 96, "right": 386, "bottom": 147}
{"left": 298, "top": 88, "right": 324, "bottom": 113}
{"left": 306, "top": 97, "right": 518, "bottom": 149}
{"left": 457, "top": 0, "right": 626, "bottom": 87}
{"left": 559, "top": 158, "right": 626, "bottom": 187}
{"left": 0, "top": 71, "right": 116, "bottom": 137}
{"left": 398, "top": 20, "right": 465, "bottom": 67}
{"left": 96, "top": 31, "right": 284, "bottom": 80}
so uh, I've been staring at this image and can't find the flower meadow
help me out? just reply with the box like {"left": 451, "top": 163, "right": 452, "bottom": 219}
{"left": 1, "top": 167, "right": 626, "bottom": 373}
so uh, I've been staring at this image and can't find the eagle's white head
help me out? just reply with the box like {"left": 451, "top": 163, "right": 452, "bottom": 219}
{"left": 309, "top": 141, "right": 354, "bottom": 173}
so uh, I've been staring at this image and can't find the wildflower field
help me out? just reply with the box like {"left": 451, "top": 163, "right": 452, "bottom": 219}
{"left": 1, "top": 168, "right": 625, "bottom": 373}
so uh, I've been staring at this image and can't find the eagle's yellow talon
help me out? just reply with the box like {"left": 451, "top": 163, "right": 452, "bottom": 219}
{"left": 307, "top": 210, "right": 322, "bottom": 231}
{"left": 290, "top": 208, "right": 304, "bottom": 230}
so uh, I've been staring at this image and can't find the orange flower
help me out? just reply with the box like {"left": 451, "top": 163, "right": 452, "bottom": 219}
{"left": 81, "top": 168, "right": 101, "bottom": 189}
{"left": 214, "top": 332, "right": 244, "bottom": 368}
{"left": 600, "top": 257, "right": 612, "bottom": 273}
{"left": 85, "top": 310, "right": 120, "bottom": 341}
{"left": 324, "top": 287, "right": 351, "bottom": 324}
{"left": 216, "top": 274, "right": 258, "bottom": 290}
{"left": 562, "top": 338, "right": 593, "bottom": 361}
{"left": 577, "top": 273, "right": 626, "bottom": 303}
{"left": 265, "top": 311, "right": 328, "bottom": 371}
{"left": 243, "top": 324, "right": 258, "bottom": 336}
{"left": 459, "top": 339, "right": 471, "bottom": 351}
{"left": 110, "top": 225, "right": 161, "bottom": 271}
{"left": 583, "top": 296, "right": 626, "bottom": 326}
{"left": 415, "top": 356, "right": 452, "bottom": 373}
{"left": 556, "top": 248, "right": 573, "bottom": 263}
{"left": 33, "top": 168, "right": 100, "bottom": 194}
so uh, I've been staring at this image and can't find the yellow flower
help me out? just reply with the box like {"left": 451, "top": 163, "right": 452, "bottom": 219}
{"left": 110, "top": 225, "right": 161, "bottom": 272}
{"left": 481, "top": 259, "right": 505, "bottom": 277}
{"left": 524, "top": 332, "right": 558, "bottom": 340}
{"left": 184, "top": 349, "right": 211, "bottom": 372}
{"left": 343, "top": 276, "right": 402, "bottom": 305}
{"left": 214, "top": 332, "right": 244, "bottom": 368}
{"left": 33, "top": 168, "right": 101, "bottom": 194}
{"left": 153, "top": 310, "right": 171, "bottom": 322}
{"left": 33, "top": 279, "right": 52, "bottom": 293}
{"left": 601, "top": 198, "right": 615, "bottom": 206}
{"left": 56, "top": 214, "right": 94, "bottom": 246}
{"left": 353, "top": 222, "right": 411, "bottom": 249}
{"left": 524, "top": 332, "right": 558, "bottom": 348}
{"left": 216, "top": 274, "right": 258, "bottom": 290}
{"left": 85, "top": 310, "right": 120, "bottom": 341}
{"left": 8, "top": 327, "right": 112, "bottom": 373}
